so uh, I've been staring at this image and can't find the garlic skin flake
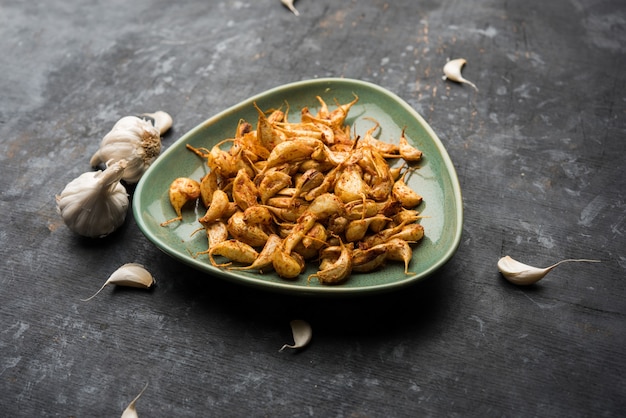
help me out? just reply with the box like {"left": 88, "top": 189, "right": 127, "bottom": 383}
{"left": 82, "top": 263, "right": 155, "bottom": 301}
{"left": 279, "top": 319, "right": 312, "bottom": 352}
{"left": 497, "top": 255, "right": 601, "bottom": 285}
{"left": 90, "top": 112, "right": 172, "bottom": 184}
{"left": 56, "top": 160, "right": 129, "bottom": 238}
{"left": 442, "top": 58, "right": 478, "bottom": 92}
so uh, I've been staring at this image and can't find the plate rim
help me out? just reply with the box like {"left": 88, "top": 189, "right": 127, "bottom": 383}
{"left": 133, "top": 77, "right": 463, "bottom": 296}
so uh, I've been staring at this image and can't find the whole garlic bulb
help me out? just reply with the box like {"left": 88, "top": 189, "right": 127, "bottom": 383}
{"left": 90, "top": 112, "right": 171, "bottom": 184}
{"left": 56, "top": 160, "right": 129, "bottom": 238}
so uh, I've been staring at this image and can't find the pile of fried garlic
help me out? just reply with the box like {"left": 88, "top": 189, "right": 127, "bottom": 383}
{"left": 161, "top": 95, "right": 426, "bottom": 285}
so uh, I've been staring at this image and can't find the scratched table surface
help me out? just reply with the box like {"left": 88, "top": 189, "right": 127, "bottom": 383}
{"left": 1, "top": 0, "right": 625, "bottom": 416}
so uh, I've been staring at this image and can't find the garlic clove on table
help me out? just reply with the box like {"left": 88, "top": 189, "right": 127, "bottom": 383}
{"left": 497, "top": 255, "right": 601, "bottom": 285}
{"left": 281, "top": 0, "right": 300, "bottom": 16}
{"left": 442, "top": 58, "right": 478, "bottom": 92}
{"left": 82, "top": 263, "right": 155, "bottom": 301}
{"left": 120, "top": 382, "right": 149, "bottom": 418}
{"left": 279, "top": 319, "right": 312, "bottom": 351}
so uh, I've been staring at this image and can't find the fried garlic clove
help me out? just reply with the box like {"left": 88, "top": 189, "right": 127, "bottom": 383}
{"left": 82, "top": 263, "right": 154, "bottom": 301}
{"left": 206, "top": 219, "right": 229, "bottom": 246}
{"left": 199, "top": 170, "right": 219, "bottom": 208}
{"left": 328, "top": 94, "right": 359, "bottom": 129}
{"left": 208, "top": 239, "right": 259, "bottom": 267}
{"left": 273, "top": 247, "right": 305, "bottom": 279}
{"left": 293, "top": 169, "right": 325, "bottom": 199}
{"left": 160, "top": 177, "right": 201, "bottom": 226}
{"left": 334, "top": 165, "right": 369, "bottom": 203}
{"left": 392, "top": 171, "right": 423, "bottom": 209}
{"left": 390, "top": 222, "right": 425, "bottom": 243}
{"left": 398, "top": 129, "right": 423, "bottom": 162}
{"left": 258, "top": 168, "right": 293, "bottom": 203}
{"left": 382, "top": 238, "right": 414, "bottom": 274}
{"left": 232, "top": 169, "right": 259, "bottom": 210}
{"left": 121, "top": 382, "right": 149, "bottom": 418}
{"left": 280, "top": 320, "right": 312, "bottom": 352}
{"left": 229, "top": 234, "right": 282, "bottom": 272}
{"left": 227, "top": 211, "right": 269, "bottom": 247}
{"left": 497, "top": 256, "right": 601, "bottom": 285}
{"left": 352, "top": 247, "right": 388, "bottom": 273}
{"left": 345, "top": 215, "right": 390, "bottom": 243}
{"left": 199, "top": 189, "right": 230, "bottom": 225}
{"left": 442, "top": 58, "right": 478, "bottom": 91}
{"left": 308, "top": 239, "right": 353, "bottom": 285}
{"left": 255, "top": 102, "right": 286, "bottom": 151}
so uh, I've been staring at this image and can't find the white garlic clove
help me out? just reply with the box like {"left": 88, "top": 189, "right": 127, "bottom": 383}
{"left": 279, "top": 319, "right": 312, "bottom": 352}
{"left": 442, "top": 58, "right": 478, "bottom": 92}
{"left": 90, "top": 116, "right": 162, "bottom": 184}
{"left": 56, "top": 160, "right": 129, "bottom": 238}
{"left": 82, "top": 263, "right": 155, "bottom": 301}
{"left": 281, "top": 0, "right": 300, "bottom": 16}
{"left": 142, "top": 111, "right": 173, "bottom": 136}
{"left": 497, "top": 255, "right": 601, "bottom": 285}
{"left": 121, "top": 382, "right": 149, "bottom": 418}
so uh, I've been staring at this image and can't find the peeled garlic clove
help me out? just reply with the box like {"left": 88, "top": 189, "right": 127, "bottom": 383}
{"left": 82, "top": 263, "right": 155, "bottom": 301}
{"left": 142, "top": 111, "right": 173, "bottom": 136}
{"left": 56, "top": 160, "right": 129, "bottom": 238}
{"left": 497, "top": 255, "right": 601, "bottom": 285}
{"left": 90, "top": 115, "right": 163, "bottom": 184}
{"left": 442, "top": 58, "right": 478, "bottom": 92}
{"left": 281, "top": 0, "right": 300, "bottom": 16}
{"left": 121, "top": 382, "right": 148, "bottom": 418}
{"left": 279, "top": 319, "right": 312, "bottom": 352}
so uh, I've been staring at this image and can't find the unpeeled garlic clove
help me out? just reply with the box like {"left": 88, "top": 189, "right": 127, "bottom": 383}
{"left": 121, "top": 382, "right": 148, "bottom": 418}
{"left": 142, "top": 111, "right": 173, "bottom": 136}
{"left": 497, "top": 255, "right": 601, "bottom": 285}
{"left": 442, "top": 58, "right": 478, "bottom": 92}
{"left": 279, "top": 319, "right": 312, "bottom": 351}
{"left": 82, "top": 263, "right": 155, "bottom": 301}
{"left": 281, "top": 0, "right": 300, "bottom": 16}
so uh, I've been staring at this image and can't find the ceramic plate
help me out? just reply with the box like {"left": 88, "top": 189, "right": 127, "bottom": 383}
{"left": 133, "top": 78, "right": 463, "bottom": 296}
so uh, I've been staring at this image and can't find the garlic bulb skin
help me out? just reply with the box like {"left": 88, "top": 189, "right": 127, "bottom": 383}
{"left": 90, "top": 116, "right": 163, "bottom": 184}
{"left": 56, "top": 160, "right": 129, "bottom": 238}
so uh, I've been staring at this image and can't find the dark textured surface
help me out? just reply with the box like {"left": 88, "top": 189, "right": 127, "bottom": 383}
{"left": 1, "top": 0, "right": 625, "bottom": 416}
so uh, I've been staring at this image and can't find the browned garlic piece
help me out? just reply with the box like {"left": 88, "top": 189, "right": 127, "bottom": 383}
{"left": 279, "top": 320, "right": 312, "bottom": 352}
{"left": 281, "top": 0, "right": 300, "bottom": 16}
{"left": 82, "top": 263, "right": 155, "bottom": 301}
{"left": 121, "top": 382, "right": 149, "bottom": 418}
{"left": 497, "top": 255, "right": 601, "bottom": 285}
{"left": 442, "top": 58, "right": 478, "bottom": 92}
{"left": 56, "top": 160, "right": 129, "bottom": 238}
{"left": 90, "top": 112, "right": 173, "bottom": 184}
